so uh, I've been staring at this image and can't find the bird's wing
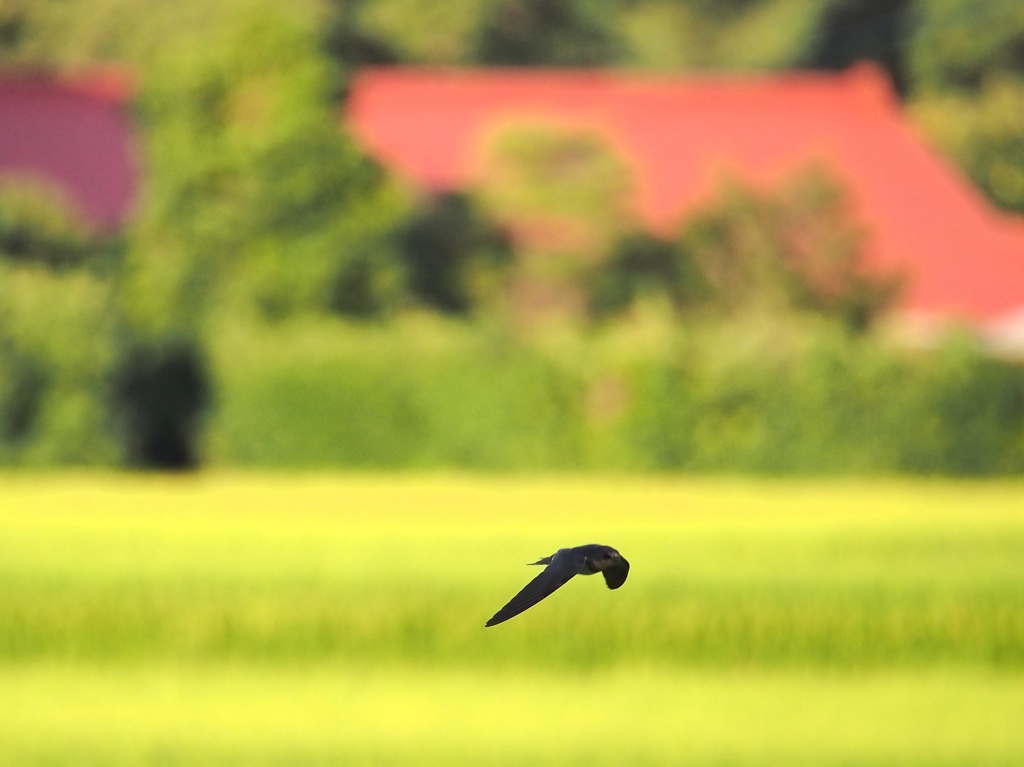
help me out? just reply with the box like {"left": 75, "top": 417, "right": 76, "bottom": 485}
{"left": 602, "top": 556, "right": 629, "bottom": 590}
{"left": 485, "top": 552, "right": 584, "bottom": 626}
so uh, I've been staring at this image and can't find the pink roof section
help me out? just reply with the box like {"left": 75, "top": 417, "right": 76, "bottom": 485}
{"left": 347, "top": 65, "right": 1024, "bottom": 325}
{"left": 0, "top": 67, "right": 138, "bottom": 231}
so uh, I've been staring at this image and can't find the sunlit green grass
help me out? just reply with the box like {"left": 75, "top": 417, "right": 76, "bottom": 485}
{"left": 1, "top": 474, "right": 1023, "bottom": 765}
{"left": 3, "top": 664, "right": 1024, "bottom": 766}
{"left": 2, "top": 475, "right": 1023, "bottom": 667}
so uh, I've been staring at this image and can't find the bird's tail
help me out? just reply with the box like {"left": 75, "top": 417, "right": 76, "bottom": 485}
{"left": 528, "top": 555, "right": 553, "bottom": 566}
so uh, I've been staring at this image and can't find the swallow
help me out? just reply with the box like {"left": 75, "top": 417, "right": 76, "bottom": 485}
{"left": 485, "top": 544, "right": 629, "bottom": 626}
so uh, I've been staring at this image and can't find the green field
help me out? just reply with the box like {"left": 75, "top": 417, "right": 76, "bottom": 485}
{"left": 2, "top": 475, "right": 1023, "bottom": 766}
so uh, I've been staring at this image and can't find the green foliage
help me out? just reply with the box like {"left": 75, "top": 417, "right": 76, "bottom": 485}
{"left": 907, "top": 1, "right": 1024, "bottom": 214}
{"left": 109, "top": 339, "right": 211, "bottom": 469}
{"left": 673, "top": 167, "right": 900, "bottom": 330}
{"left": 3, "top": 0, "right": 1023, "bottom": 475}
{"left": 621, "top": 324, "right": 1024, "bottom": 474}
{"left": 586, "top": 232, "right": 707, "bottom": 321}
{"left": 0, "top": 182, "right": 120, "bottom": 465}
{"left": 123, "top": 0, "right": 406, "bottom": 332}
{"left": 4, "top": 0, "right": 1022, "bottom": 222}
{"left": 910, "top": 0, "right": 1024, "bottom": 91}
{"left": 0, "top": 178, "right": 99, "bottom": 270}
{"left": 351, "top": 0, "right": 485, "bottom": 64}
{"left": 476, "top": 123, "right": 636, "bottom": 324}
{"left": 207, "top": 319, "right": 586, "bottom": 469}
{"left": 714, "top": 0, "right": 823, "bottom": 70}
{"left": 478, "top": 124, "right": 634, "bottom": 230}
{"left": 321, "top": 0, "right": 399, "bottom": 76}
{"left": 327, "top": 237, "right": 404, "bottom": 318}
{"left": 102, "top": 2, "right": 411, "bottom": 467}
{"left": 5, "top": 0, "right": 1023, "bottom": 102}
{"left": 586, "top": 167, "right": 896, "bottom": 328}
{"left": 911, "top": 77, "right": 1024, "bottom": 213}
{"left": 0, "top": 0, "right": 318, "bottom": 67}
{"left": 204, "top": 316, "right": 1024, "bottom": 475}
{"left": 617, "top": 0, "right": 820, "bottom": 71}
{"left": 799, "top": 0, "right": 915, "bottom": 94}
{"left": 0, "top": 264, "right": 118, "bottom": 465}
{"left": 473, "top": 0, "right": 621, "bottom": 66}
{"left": 395, "top": 192, "right": 512, "bottom": 314}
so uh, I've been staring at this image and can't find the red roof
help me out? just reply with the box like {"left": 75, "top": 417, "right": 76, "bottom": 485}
{"left": 0, "top": 68, "right": 138, "bottom": 230}
{"left": 347, "top": 65, "right": 1024, "bottom": 325}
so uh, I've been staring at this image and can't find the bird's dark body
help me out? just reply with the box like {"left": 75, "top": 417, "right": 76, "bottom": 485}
{"left": 485, "top": 544, "right": 629, "bottom": 627}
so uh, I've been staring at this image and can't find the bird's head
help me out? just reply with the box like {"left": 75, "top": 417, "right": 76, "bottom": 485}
{"left": 593, "top": 547, "right": 621, "bottom": 568}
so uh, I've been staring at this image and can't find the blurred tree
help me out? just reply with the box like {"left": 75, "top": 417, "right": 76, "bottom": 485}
{"left": 327, "top": 221, "right": 407, "bottom": 319}
{"left": 713, "top": 0, "right": 824, "bottom": 71}
{"left": 676, "top": 166, "right": 900, "bottom": 330}
{"left": 328, "top": 248, "right": 395, "bottom": 318}
{"left": 0, "top": 264, "right": 118, "bottom": 465}
{"left": 586, "top": 232, "right": 708, "bottom": 321}
{"left": 473, "top": 0, "right": 620, "bottom": 66}
{"left": 110, "top": 339, "right": 210, "bottom": 469}
{"left": 618, "top": 2, "right": 713, "bottom": 70}
{"left": 115, "top": 1, "right": 408, "bottom": 467}
{"left": 0, "top": 3, "right": 25, "bottom": 56}
{"left": 679, "top": 0, "right": 762, "bottom": 21}
{"left": 476, "top": 123, "right": 635, "bottom": 325}
{"left": 396, "top": 192, "right": 512, "bottom": 315}
{"left": 321, "top": 0, "right": 399, "bottom": 92}
{"left": 0, "top": 178, "right": 104, "bottom": 271}
{"left": 0, "top": 180, "right": 121, "bottom": 465}
{"left": 908, "top": 2, "right": 1024, "bottom": 212}
{"left": 911, "top": 0, "right": 1024, "bottom": 91}
{"left": 124, "top": 0, "right": 404, "bottom": 331}
{"left": 352, "top": 0, "right": 488, "bottom": 64}
{"left": 800, "top": 0, "right": 915, "bottom": 96}
{"left": 912, "top": 77, "right": 1024, "bottom": 213}
{"left": 0, "top": 346, "right": 45, "bottom": 447}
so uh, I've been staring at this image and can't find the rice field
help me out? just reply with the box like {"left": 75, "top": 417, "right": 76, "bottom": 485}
{"left": 2, "top": 474, "right": 1023, "bottom": 766}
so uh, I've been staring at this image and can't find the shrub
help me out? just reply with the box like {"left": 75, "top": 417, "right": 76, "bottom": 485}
{"left": 910, "top": 0, "right": 1024, "bottom": 91}
{"left": 395, "top": 192, "right": 512, "bottom": 315}
{"left": 473, "top": 0, "right": 620, "bottom": 66}
{"left": 109, "top": 339, "right": 211, "bottom": 470}
{"left": 675, "top": 167, "right": 901, "bottom": 330}
{"left": 0, "top": 264, "right": 118, "bottom": 466}
{"left": 207, "top": 319, "right": 586, "bottom": 469}
{"left": 205, "top": 317, "right": 1024, "bottom": 475}
{"left": 0, "top": 182, "right": 120, "bottom": 465}
{"left": 475, "top": 123, "right": 636, "bottom": 325}
{"left": 799, "top": 0, "right": 915, "bottom": 95}
{"left": 616, "top": 323, "right": 1024, "bottom": 474}
{"left": 126, "top": 0, "right": 405, "bottom": 329}
{"left": 0, "top": 177, "right": 117, "bottom": 272}
{"left": 586, "top": 232, "right": 709, "bottom": 321}
{"left": 911, "top": 77, "right": 1024, "bottom": 213}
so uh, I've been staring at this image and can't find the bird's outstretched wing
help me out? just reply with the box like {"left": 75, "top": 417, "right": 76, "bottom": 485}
{"left": 602, "top": 556, "right": 630, "bottom": 589}
{"left": 485, "top": 551, "right": 584, "bottom": 626}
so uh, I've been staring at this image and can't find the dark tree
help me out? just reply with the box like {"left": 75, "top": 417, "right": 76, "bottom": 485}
{"left": 397, "top": 193, "right": 511, "bottom": 314}
{"left": 321, "top": 0, "right": 399, "bottom": 68}
{"left": 473, "top": 0, "right": 620, "bottom": 66}
{"left": 587, "top": 232, "right": 701, "bottom": 321}
{"left": 111, "top": 341, "right": 211, "bottom": 470}
{"left": 801, "top": 0, "right": 916, "bottom": 96}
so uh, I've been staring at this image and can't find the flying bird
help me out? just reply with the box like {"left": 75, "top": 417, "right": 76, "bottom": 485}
{"left": 485, "top": 544, "right": 629, "bottom": 627}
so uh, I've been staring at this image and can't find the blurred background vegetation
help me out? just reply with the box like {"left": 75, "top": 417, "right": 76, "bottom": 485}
{"left": 1, "top": 0, "right": 1023, "bottom": 471}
